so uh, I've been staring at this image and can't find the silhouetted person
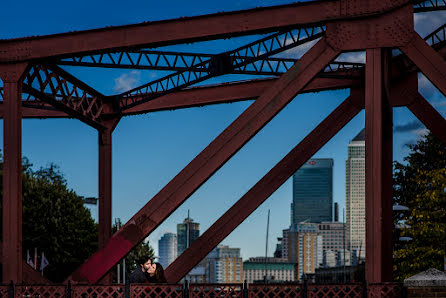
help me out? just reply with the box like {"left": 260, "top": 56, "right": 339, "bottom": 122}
{"left": 129, "top": 256, "right": 152, "bottom": 283}
{"left": 146, "top": 262, "right": 167, "bottom": 283}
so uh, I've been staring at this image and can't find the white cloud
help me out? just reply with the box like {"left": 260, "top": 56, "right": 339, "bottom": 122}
{"left": 335, "top": 51, "right": 365, "bottom": 63}
{"left": 114, "top": 70, "right": 141, "bottom": 93}
{"left": 276, "top": 38, "right": 319, "bottom": 59}
{"left": 418, "top": 73, "right": 437, "bottom": 97}
{"left": 417, "top": 74, "right": 446, "bottom": 114}
{"left": 432, "top": 101, "right": 446, "bottom": 108}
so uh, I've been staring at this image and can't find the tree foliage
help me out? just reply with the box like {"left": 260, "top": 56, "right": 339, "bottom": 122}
{"left": 0, "top": 153, "right": 97, "bottom": 282}
{"left": 393, "top": 133, "right": 446, "bottom": 281}
{"left": 0, "top": 154, "right": 155, "bottom": 283}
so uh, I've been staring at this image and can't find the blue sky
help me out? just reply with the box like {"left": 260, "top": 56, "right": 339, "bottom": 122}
{"left": 1, "top": 1, "right": 445, "bottom": 261}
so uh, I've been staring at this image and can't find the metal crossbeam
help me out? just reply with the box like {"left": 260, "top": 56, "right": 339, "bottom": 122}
{"left": 118, "top": 26, "right": 325, "bottom": 109}
{"left": 413, "top": 0, "right": 446, "bottom": 12}
{"left": 58, "top": 50, "right": 213, "bottom": 70}
{"left": 393, "top": 23, "right": 446, "bottom": 74}
{"left": 424, "top": 23, "right": 446, "bottom": 47}
{"left": 23, "top": 64, "right": 106, "bottom": 129}
{"left": 58, "top": 50, "right": 365, "bottom": 78}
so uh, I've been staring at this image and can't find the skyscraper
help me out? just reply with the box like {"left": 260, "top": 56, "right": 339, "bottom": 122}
{"left": 291, "top": 158, "right": 334, "bottom": 224}
{"left": 158, "top": 232, "right": 177, "bottom": 269}
{"left": 345, "top": 129, "right": 366, "bottom": 258}
{"left": 177, "top": 212, "right": 200, "bottom": 256}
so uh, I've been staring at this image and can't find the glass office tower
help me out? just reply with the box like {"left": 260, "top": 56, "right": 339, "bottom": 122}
{"left": 291, "top": 158, "right": 333, "bottom": 224}
{"left": 177, "top": 213, "right": 200, "bottom": 256}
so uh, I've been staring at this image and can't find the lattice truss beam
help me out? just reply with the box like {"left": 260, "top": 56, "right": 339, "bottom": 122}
{"left": 1, "top": 23, "right": 443, "bottom": 120}
{"left": 413, "top": 0, "right": 446, "bottom": 11}
{"left": 0, "top": 3, "right": 444, "bottom": 115}
{"left": 20, "top": 64, "right": 108, "bottom": 129}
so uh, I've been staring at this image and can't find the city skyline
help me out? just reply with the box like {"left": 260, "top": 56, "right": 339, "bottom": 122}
{"left": 1, "top": 0, "right": 444, "bottom": 262}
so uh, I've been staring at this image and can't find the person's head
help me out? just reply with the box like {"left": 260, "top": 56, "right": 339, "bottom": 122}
{"left": 148, "top": 262, "right": 167, "bottom": 283}
{"left": 137, "top": 256, "right": 152, "bottom": 272}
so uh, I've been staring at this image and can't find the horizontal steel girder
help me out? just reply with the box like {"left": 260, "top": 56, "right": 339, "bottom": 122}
{"left": 59, "top": 52, "right": 364, "bottom": 78}
{"left": 0, "top": 0, "right": 416, "bottom": 63}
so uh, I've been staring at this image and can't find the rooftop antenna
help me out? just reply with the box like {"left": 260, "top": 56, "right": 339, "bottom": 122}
{"left": 264, "top": 209, "right": 270, "bottom": 283}
{"left": 343, "top": 208, "right": 346, "bottom": 283}
{"left": 186, "top": 209, "right": 191, "bottom": 249}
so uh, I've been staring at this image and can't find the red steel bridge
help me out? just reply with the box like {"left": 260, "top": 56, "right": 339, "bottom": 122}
{"left": 0, "top": 0, "right": 445, "bottom": 288}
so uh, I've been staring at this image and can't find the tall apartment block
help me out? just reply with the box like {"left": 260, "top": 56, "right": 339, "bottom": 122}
{"left": 286, "top": 223, "right": 323, "bottom": 280}
{"left": 206, "top": 245, "right": 243, "bottom": 283}
{"left": 292, "top": 159, "right": 333, "bottom": 224}
{"left": 345, "top": 129, "right": 366, "bottom": 258}
{"left": 158, "top": 232, "right": 177, "bottom": 269}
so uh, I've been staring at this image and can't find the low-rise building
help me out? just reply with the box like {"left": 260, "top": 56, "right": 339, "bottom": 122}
{"left": 243, "top": 258, "right": 295, "bottom": 283}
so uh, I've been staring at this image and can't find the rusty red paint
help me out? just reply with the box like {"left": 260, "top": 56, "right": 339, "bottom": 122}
{"left": 70, "top": 235, "right": 134, "bottom": 283}
{"left": 0, "top": 63, "right": 28, "bottom": 283}
{"left": 408, "top": 92, "right": 446, "bottom": 145}
{"left": 122, "top": 77, "right": 359, "bottom": 116}
{"left": 400, "top": 32, "right": 446, "bottom": 96}
{"left": 365, "top": 48, "right": 393, "bottom": 283}
{"left": 98, "top": 128, "right": 113, "bottom": 284}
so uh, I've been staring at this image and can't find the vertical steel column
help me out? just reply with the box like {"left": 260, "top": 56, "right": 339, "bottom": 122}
{"left": 365, "top": 48, "right": 393, "bottom": 283}
{"left": 98, "top": 126, "right": 113, "bottom": 283}
{"left": 0, "top": 63, "right": 27, "bottom": 283}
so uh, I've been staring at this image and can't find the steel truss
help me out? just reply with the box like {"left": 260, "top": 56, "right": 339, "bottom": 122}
{"left": 1, "top": 24, "right": 444, "bottom": 118}
{"left": 413, "top": 0, "right": 446, "bottom": 12}
{"left": 60, "top": 50, "right": 366, "bottom": 78}
{"left": 0, "top": 0, "right": 446, "bottom": 286}
{"left": 118, "top": 26, "right": 325, "bottom": 109}
{"left": 22, "top": 65, "right": 107, "bottom": 129}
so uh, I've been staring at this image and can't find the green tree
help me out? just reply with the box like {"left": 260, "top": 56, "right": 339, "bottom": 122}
{"left": 393, "top": 133, "right": 446, "bottom": 281}
{"left": 111, "top": 219, "right": 154, "bottom": 283}
{"left": 0, "top": 153, "right": 98, "bottom": 282}
{"left": 22, "top": 164, "right": 99, "bottom": 282}
{"left": 1, "top": 154, "right": 156, "bottom": 283}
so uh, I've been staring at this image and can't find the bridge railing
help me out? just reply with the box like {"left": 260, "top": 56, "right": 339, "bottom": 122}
{"left": 0, "top": 281, "right": 404, "bottom": 297}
